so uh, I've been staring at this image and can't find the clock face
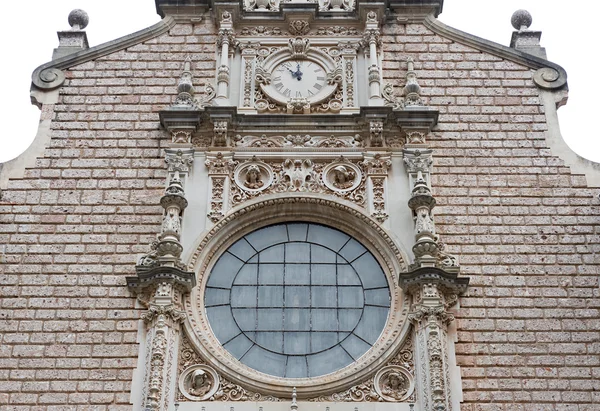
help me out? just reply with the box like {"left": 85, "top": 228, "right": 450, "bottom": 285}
{"left": 272, "top": 59, "right": 327, "bottom": 100}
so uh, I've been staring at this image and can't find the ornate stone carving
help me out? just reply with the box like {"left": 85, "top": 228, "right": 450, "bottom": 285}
{"left": 374, "top": 366, "right": 413, "bottom": 402}
{"left": 212, "top": 120, "right": 228, "bottom": 147}
{"left": 233, "top": 158, "right": 273, "bottom": 193}
{"left": 318, "top": 26, "right": 359, "bottom": 35}
{"left": 240, "top": 26, "right": 283, "bottom": 36}
{"left": 229, "top": 158, "right": 367, "bottom": 208}
{"left": 179, "top": 365, "right": 220, "bottom": 401}
{"left": 319, "top": 0, "right": 355, "bottom": 11}
{"left": 344, "top": 57, "right": 356, "bottom": 107}
{"left": 165, "top": 149, "right": 194, "bottom": 173}
{"left": 289, "top": 20, "right": 310, "bottom": 36}
{"left": 289, "top": 37, "right": 310, "bottom": 59}
{"left": 370, "top": 120, "right": 384, "bottom": 147}
{"left": 244, "top": 0, "right": 279, "bottom": 11}
{"left": 171, "top": 130, "right": 191, "bottom": 144}
{"left": 404, "top": 149, "right": 433, "bottom": 174}
{"left": 382, "top": 82, "right": 404, "bottom": 110}
{"left": 233, "top": 134, "right": 362, "bottom": 148}
{"left": 403, "top": 58, "right": 424, "bottom": 107}
{"left": 205, "top": 152, "right": 236, "bottom": 175}
{"left": 323, "top": 161, "right": 361, "bottom": 192}
{"left": 205, "top": 153, "right": 236, "bottom": 223}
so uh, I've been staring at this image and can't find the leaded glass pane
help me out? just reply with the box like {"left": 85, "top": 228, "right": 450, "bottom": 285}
{"left": 205, "top": 223, "right": 390, "bottom": 378}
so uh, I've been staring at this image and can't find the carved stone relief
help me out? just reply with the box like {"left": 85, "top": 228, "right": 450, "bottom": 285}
{"left": 233, "top": 134, "right": 363, "bottom": 148}
{"left": 233, "top": 158, "right": 273, "bottom": 193}
{"left": 176, "top": 330, "right": 415, "bottom": 403}
{"left": 179, "top": 365, "right": 220, "bottom": 401}
{"left": 229, "top": 157, "right": 366, "bottom": 208}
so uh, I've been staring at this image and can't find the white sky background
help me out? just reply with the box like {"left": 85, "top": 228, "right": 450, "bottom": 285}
{"left": 0, "top": 0, "right": 597, "bottom": 163}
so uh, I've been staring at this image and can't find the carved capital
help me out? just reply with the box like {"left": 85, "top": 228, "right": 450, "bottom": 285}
{"left": 403, "top": 149, "right": 433, "bottom": 174}
{"left": 205, "top": 152, "right": 236, "bottom": 175}
{"left": 165, "top": 149, "right": 194, "bottom": 173}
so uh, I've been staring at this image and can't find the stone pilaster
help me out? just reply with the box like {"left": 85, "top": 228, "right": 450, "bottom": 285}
{"left": 362, "top": 153, "right": 392, "bottom": 224}
{"left": 205, "top": 152, "right": 236, "bottom": 224}
{"left": 128, "top": 169, "right": 196, "bottom": 411}
{"left": 400, "top": 269, "right": 468, "bottom": 411}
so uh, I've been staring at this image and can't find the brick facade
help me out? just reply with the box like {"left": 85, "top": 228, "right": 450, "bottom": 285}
{"left": 1, "top": 10, "right": 598, "bottom": 411}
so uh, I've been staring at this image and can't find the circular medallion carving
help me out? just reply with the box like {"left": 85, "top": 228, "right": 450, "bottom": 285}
{"left": 373, "top": 366, "right": 413, "bottom": 402}
{"left": 322, "top": 162, "right": 361, "bottom": 192}
{"left": 234, "top": 161, "right": 273, "bottom": 193}
{"left": 179, "top": 365, "right": 220, "bottom": 401}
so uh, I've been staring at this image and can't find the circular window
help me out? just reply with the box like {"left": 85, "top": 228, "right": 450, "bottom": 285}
{"left": 204, "top": 223, "right": 390, "bottom": 378}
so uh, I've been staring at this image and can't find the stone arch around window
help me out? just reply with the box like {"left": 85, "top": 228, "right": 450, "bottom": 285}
{"left": 183, "top": 195, "right": 412, "bottom": 398}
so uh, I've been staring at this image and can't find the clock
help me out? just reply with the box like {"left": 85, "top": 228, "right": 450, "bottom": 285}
{"left": 271, "top": 59, "right": 327, "bottom": 100}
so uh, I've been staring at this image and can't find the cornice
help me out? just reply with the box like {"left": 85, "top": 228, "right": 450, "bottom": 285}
{"left": 30, "top": 16, "right": 176, "bottom": 101}
{"left": 424, "top": 15, "right": 567, "bottom": 91}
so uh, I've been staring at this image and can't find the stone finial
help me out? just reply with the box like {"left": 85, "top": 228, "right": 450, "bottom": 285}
{"left": 511, "top": 9, "right": 532, "bottom": 31}
{"left": 509, "top": 9, "right": 546, "bottom": 59}
{"left": 53, "top": 9, "right": 90, "bottom": 60}
{"left": 68, "top": 9, "right": 89, "bottom": 30}
{"left": 403, "top": 58, "right": 424, "bottom": 107}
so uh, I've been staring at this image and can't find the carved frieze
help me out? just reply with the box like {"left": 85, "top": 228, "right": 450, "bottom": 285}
{"left": 229, "top": 157, "right": 366, "bottom": 208}
{"left": 233, "top": 134, "right": 362, "bottom": 148}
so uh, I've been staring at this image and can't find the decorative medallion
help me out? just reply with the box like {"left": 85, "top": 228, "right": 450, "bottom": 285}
{"left": 233, "top": 159, "right": 273, "bottom": 193}
{"left": 179, "top": 365, "right": 220, "bottom": 401}
{"left": 373, "top": 365, "right": 414, "bottom": 402}
{"left": 322, "top": 161, "right": 361, "bottom": 192}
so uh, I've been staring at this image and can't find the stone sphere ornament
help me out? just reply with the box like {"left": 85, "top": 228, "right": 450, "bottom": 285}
{"left": 68, "top": 9, "right": 89, "bottom": 30}
{"left": 511, "top": 9, "right": 532, "bottom": 31}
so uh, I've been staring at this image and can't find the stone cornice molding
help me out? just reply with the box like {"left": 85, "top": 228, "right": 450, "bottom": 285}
{"left": 425, "top": 15, "right": 567, "bottom": 91}
{"left": 31, "top": 16, "right": 174, "bottom": 103}
{"left": 127, "top": 265, "right": 196, "bottom": 294}
{"left": 398, "top": 266, "right": 469, "bottom": 295}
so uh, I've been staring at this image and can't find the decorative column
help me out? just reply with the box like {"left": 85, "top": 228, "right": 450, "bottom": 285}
{"left": 216, "top": 11, "right": 235, "bottom": 103}
{"left": 397, "top": 58, "right": 469, "bottom": 411}
{"left": 127, "top": 173, "right": 196, "bottom": 411}
{"left": 363, "top": 11, "right": 383, "bottom": 105}
{"left": 400, "top": 270, "right": 468, "bottom": 411}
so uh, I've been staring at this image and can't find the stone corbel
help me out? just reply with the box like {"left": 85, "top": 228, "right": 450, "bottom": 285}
{"left": 205, "top": 152, "right": 236, "bottom": 223}
{"left": 399, "top": 268, "right": 468, "bottom": 411}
